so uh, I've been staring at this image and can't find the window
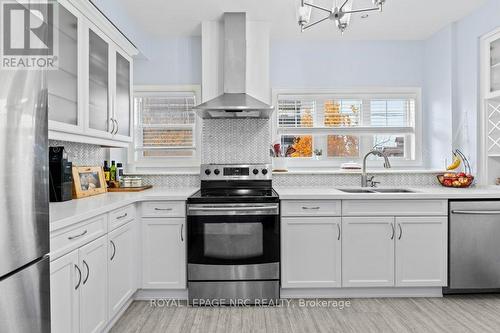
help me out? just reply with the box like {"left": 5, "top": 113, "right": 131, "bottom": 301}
{"left": 273, "top": 88, "right": 421, "bottom": 167}
{"left": 131, "top": 86, "right": 201, "bottom": 170}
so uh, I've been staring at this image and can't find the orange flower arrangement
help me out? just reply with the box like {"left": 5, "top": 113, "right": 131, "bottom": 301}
{"left": 291, "top": 136, "right": 313, "bottom": 157}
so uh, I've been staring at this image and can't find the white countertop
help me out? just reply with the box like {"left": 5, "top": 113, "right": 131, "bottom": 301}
{"left": 49, "top": 187, "right": 198, "bottom": 231}
{"left": 50, "top": 185, "right": 500, "bottom": 231}
{"left": 275, "top": 186, "right": 500, "bottom": 200}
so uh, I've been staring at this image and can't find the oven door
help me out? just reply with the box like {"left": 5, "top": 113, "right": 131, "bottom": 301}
{"left": 187, "top": 203, "right": 280, "bottom": 281}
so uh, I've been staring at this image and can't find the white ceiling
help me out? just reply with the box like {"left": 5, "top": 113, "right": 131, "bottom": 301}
{"left": 115, "top": 0, "right": 486, "bottom": 40}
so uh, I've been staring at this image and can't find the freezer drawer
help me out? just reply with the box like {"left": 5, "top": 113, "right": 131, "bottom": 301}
{"left": 449, "top": 201, "right": 500, "bottom": 290}
{"left": 0, "top": 257, "right": 50, "bottom": 333}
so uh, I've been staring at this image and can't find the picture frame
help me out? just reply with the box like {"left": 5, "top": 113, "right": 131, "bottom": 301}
{"left": 72, "top": 166, "right": 107, "bottom": 199}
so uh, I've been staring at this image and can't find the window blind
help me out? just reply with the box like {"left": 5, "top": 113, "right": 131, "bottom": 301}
{"left": 135, "top": 94, "right": 196, "bottom": 158}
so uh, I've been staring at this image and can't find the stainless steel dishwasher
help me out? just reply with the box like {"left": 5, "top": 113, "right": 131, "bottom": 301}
{"left": 445, "top": 201, "right": 500, "bottom": 294}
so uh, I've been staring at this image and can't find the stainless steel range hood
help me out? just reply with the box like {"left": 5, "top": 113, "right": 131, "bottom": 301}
{"left": 195, "top": 13, "right": 274, "bottom": 119}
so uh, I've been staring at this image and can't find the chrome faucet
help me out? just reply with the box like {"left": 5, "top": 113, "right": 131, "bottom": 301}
{"left": 361, "top": 149, "right": 392, "bottom": 187}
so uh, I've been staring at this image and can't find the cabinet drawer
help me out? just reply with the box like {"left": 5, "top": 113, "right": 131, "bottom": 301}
{"left": 281, "top": 200, "right": 341, "bottom": 217}
{"left": 109, "top": 204, "right": 136, "bottom": 231}
{"left": 342, "top": 200, "right": 448, "bottom": 216}
{"left": 141, "top": 201, "right": 185, "bottom": 218}
{"left": 50, "top": 215, "right": 107, "bottom": 260}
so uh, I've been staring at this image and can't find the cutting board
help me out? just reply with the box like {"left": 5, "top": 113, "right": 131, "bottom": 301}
{"left": 107, "top": 185, "right": 153, "bottom": 192}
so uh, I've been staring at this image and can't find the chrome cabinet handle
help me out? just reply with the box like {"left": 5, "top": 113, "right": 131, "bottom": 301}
{"left": 301, "top": 206, "right": 320, "bottom": 210}
{"left": 155, "top": 207, "right": 173, "bottom": 211}
{"left": 398, "top": 223, "right": 403, "bottom": 240}
{"left": 337, "top": 223, "right": 341, "bottom": 240}
{"left": 75, "top": 265, "right": 82, "bottom": 290}
{"left": 180, "top": 224, "right": 184, "bottom": 242}
{"left": 116, "top": 213, "right": 128, "bottom": 220}
{"left": 110, "top": 240, "right": 116, "bottom": 261}
{"left": 452, "top": 210, "right": 500, "bottom": 215}
{"left": 110, "top": 118, "right": 116, "bottom": 134}
{"left": 390, "top": 223, "right": 395, "bottom": 240}
{"left": 68, "top": 230, "right": 87, "bottom": 240}
{"left": 83, "top": 260, "right": 89, "bottom": 285}
{"left": 114, "top": 119, "right": 119, "bottom": 135}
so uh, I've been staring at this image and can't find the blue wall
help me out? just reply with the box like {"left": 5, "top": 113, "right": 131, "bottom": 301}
{"left": 270, "top": 40, "right": 424, "bottom": 88}
{"left": 451, "top": 0, "right": 500, "bottom": 171}
{"left": 133, "top": 36, "right": 202, "bottom": 85}
{"left": 423, "top": 26, "right": 454, "bottom": 169}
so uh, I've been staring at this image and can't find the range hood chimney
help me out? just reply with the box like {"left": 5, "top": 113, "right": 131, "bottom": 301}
{"left": 195, "top": 13, "right": 274, "bottom": 119}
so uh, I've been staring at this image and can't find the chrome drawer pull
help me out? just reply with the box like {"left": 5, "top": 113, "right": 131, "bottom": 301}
{"left": 154, "top": 207, "right": 173, "bottom": 211}
{"left": 116, "top": 213, "right": 128, "bottom": 220}
{"left": 452, "top": 210, "right": 500, "bottom": 215}
{"left": 68, "top": 230, "right": 88, "bottom": 240}
{"left": 301, "top": 206, "right": 320, "bottom": 210}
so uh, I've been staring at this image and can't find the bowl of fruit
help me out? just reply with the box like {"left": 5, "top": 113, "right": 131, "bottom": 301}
{"left": 437, "top": 150, "right": 474, "bottom": 188}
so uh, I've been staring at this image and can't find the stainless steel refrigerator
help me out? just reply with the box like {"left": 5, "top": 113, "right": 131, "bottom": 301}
{"left": 0, "top": 67, "right": 51, "bottom": 330}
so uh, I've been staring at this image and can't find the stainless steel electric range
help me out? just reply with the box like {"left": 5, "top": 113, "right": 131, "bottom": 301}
{"left": 187, "top": 164, "right": 280, "bottom": 305}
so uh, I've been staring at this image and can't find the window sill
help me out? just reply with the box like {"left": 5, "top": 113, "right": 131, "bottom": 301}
{"left": 274, "top": 168, "right": 445, "bottom": 175}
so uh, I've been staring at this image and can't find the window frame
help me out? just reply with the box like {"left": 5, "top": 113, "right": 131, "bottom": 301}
{"left": 128, "top": 85, "right": 202, "bottom": 172}
{"left": 271, "top": 87, "right": 423, "bottom": 169}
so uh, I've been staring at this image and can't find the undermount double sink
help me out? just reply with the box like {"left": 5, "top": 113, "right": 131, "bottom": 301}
{"left": 337, "top": 188, "right": 415, "bottom": 194}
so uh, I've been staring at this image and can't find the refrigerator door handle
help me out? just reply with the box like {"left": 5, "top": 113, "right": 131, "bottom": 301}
{"left": 83, "top": 260, "right": 90, "bottom": 285}
{"left": 75, "top": 264, "right": 82, "bottom": 290}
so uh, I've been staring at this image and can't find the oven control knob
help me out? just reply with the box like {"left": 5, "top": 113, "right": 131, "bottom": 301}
{"left": 253, "top": 169, "right": 259, "bottom": 175}
{"left": 262, "top": 169, "right": 268, "bottom": 175}
{"left": 214, "top": 169, "right": 220, "bottom": 175}
{"left": 204, "top": 169, "right": 211, "bottom": 176}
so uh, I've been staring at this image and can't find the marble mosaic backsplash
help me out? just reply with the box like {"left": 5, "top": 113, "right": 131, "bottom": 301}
{"left": 137, "top": 172, "right": 441, "bottom": 188}
{"left": 49, "top": 140, "right": 106, "bottom": 166}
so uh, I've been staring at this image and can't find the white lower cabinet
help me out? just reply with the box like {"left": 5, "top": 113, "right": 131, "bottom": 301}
{"left": 395, "top": 217, "right": 447, "bottom": 287}
{"left": 79, "top": 236, "right": 108, "bottom": 333}
{"left": 282, "top": 217, "right": 341, "bottom": 288}
{"left": 50, "top": 236, "right": 108, "bottom": 333}
{"left": 342, "top": 217, "right": 395, "bottom": 287}
{"left": 50, "top": 250, "right": 80, "bottom": 333}
{"left": 108, "top": 221, "right": 137, "bottom": 319}
{"left": 142, "top": 218, "right": 186, "bottom": 289}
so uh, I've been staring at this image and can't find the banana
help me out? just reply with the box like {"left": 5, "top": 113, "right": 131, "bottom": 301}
{"left": 447, "top": 154, "right": 461, "bottom": 171}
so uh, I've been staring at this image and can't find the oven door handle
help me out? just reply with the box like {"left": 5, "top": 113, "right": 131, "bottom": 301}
{"left": 188, "top": 205, "right": 279, "bottom": 212}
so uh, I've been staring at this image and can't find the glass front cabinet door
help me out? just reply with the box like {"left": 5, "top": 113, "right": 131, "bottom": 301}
{"left": 112, "top": 50, "right": 133, "bottom": 141}
{"left": 87, "top": 26, "right": 112, "bottom": 137}
{"left": 485, "top": 33, "right": 500, "bottom": 98}
{"left": 48, "top": 0, "right": 82, "bottom": 133}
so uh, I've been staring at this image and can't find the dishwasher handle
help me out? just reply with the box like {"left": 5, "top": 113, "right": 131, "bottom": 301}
{"left": 451, "top": 210, "right": 500, "bottom": 215}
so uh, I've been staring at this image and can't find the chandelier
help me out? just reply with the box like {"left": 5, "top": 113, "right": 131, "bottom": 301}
{"left": 297, "top": 0, "right": 387, "bottom": 34}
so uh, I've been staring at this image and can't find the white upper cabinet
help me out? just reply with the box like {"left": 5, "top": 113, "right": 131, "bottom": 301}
{"left": 113, "top": 50, "right": 133, "bottom": 140}
{"left": 395, "top": 217, "right": 447, "bottom": 287}
{"left": 87, "top": 27, "right": 112, "bottom": 137}
{"left": 49, "top": 0, "right": 137, "bottom": 147}
{"left": 48, "top": 0, "right": 82, "bottom": 133}
{"left": 485, "top": 32, "right": 500, "bottom": 98}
